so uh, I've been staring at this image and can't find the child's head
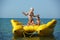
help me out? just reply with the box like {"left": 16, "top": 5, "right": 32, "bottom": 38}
{"left": 36, "top": 14, "right": 40, "bottom": 19}
{"left": 37, "top": 14, "right": 39, "bottom": 17}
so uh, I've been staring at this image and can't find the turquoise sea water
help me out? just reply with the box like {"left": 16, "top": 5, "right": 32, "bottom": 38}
{"left": 0, "top": 18, "right": 60, "bottom": 40}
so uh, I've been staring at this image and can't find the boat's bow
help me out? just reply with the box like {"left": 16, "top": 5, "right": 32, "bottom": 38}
{"left": 36, "top": 19, "right": 57, "bottom": 36}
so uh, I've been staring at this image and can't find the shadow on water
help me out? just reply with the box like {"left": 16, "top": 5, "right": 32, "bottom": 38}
{"left": 54, "top": 32, "right": 60, "bottom": 40}
{"left": 12, "top": 35, "right": 55, "bottom": 40}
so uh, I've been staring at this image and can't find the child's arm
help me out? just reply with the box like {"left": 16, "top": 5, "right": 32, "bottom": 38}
{"left": 22, "top": 12, "right": 28, "bottom": 16}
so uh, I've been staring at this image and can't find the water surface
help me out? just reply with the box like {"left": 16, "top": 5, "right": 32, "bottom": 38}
{"left": 0, "top": 18, "right": 60, "bottom": 40}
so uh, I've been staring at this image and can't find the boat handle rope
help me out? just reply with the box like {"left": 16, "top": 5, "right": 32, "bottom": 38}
{"left": 23, "top": 31, "right": 38, "bottom": 37}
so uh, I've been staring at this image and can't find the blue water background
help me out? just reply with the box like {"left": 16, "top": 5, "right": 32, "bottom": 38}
{"left": 0, "top": 18, "right": 60, "bottom": 40}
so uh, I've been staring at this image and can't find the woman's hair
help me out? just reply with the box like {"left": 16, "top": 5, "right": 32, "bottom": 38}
{"left": 30, "top": 8, "right": 34, "bottom": 11}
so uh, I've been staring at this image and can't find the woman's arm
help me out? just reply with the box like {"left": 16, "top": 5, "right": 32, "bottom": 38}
{"left": 33, "top": 15, "right": 37, "bottom": 17}
{"left": 33, "top": 14, "right": 40, "bottom": 17}
{"left": 33, "top": 14, "right": 37, "bottom": 17}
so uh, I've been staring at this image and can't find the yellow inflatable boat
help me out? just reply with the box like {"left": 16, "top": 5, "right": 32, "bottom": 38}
{"left": 11, "top": 19, "right": 57, "bottom": 37}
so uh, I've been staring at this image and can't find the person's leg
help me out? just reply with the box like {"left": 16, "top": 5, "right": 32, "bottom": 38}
{"left": 37, "top": 20, "right": 40, "bottom": 25}
{"left": 31, "top": 20, "right": 35, "bottom": 25}
{"left": 27, "top": 19, "right": 32, "bottom": 25}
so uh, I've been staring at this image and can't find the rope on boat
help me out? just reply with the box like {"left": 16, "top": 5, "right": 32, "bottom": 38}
{"left": 29, "top": 31, "right": 37, "bottom": 37}
{"left": 23, "top": 31, "right": 38, "bottom": 37}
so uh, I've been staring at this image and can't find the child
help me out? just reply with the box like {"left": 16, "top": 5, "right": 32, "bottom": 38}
{"left": 22, "top": 8, "right": 36, "bottom": 25}
{"left": 36, "top": 14, "right": 40, "bottom": 25}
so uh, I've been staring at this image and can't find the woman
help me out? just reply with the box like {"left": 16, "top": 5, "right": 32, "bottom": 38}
{"left": 22, "top": 8, "right": 36, "bottom": 25}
